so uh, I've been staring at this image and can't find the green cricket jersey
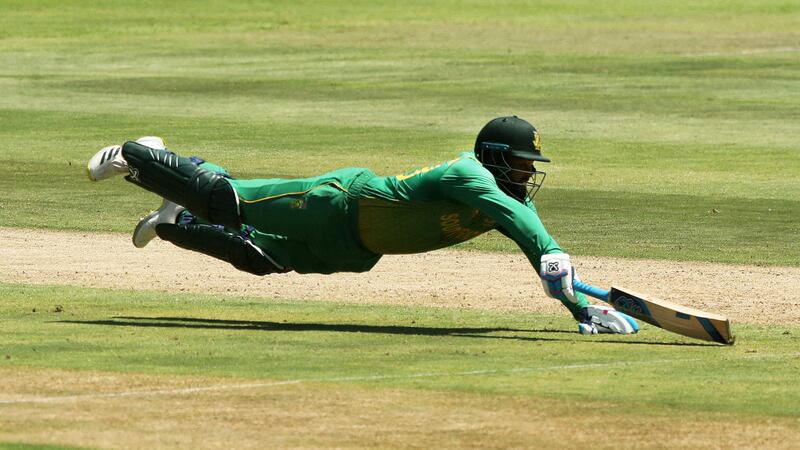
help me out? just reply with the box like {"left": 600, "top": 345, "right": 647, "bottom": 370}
{"left": 202, "top": 153, "right": 585, "bottom": 315}
{"left": 224, "top": 152, "right": 561, "bottom": 274}
{"left": 357, "top": 152, "right": 562, "bottom": 271}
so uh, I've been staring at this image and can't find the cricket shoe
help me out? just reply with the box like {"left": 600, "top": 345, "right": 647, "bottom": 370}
{"left": 86, "top": 136, "right": 166, "bottom": 181}
{"left": 578, "top": 305, "right": 639, "bottom": 335}
{"left": 132, "top": 198, "right": 186, "bottom": 248}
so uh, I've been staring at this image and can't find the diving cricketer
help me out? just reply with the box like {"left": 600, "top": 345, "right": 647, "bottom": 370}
{"left": 87, "top": 116, "right": 638, "bottom": 335}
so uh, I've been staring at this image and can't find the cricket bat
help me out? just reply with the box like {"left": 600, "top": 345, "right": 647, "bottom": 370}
{"left": 574, "top": 280, "right": 734, "bottom": 345}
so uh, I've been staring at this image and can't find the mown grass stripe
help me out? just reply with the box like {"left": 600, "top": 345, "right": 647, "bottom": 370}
{"left": 0, "top": 357, "right": 701, "bottom": 405}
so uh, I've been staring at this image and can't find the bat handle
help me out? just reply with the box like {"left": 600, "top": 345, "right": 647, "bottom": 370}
{"left": 573, "top": 280, "right": 610, "bottom": 301}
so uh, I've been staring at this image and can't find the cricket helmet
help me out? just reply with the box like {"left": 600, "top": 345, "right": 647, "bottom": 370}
{"left": 474, "top": 116, "right": 549, "bottom": 201}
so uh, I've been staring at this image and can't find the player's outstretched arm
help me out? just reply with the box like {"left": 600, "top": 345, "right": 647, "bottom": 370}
{"left": 540, "top": 253, "right": 638, "bottom": 335}
{"left": 440, "top": 159, "right": 637, "bottom": 334}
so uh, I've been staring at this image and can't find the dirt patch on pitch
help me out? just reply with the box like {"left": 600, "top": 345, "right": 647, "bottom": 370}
{"left": 1, "top": 227, "right": 799, "bottom": 326}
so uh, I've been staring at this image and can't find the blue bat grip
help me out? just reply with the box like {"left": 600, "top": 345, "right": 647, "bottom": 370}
{"left": 573, "top": 280, "right": 610, "bottom": 301}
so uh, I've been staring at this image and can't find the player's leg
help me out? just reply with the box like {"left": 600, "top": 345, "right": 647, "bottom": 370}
{"left": 247, "top": 230, "right": 337, "bottom": 274}
{"left": 91, "top": 139, "right": 379, "bottom": 273}
{"left": 87, "top": 136, "right": 166, "bottom": 180}
{"left": 190, "top": 156, "right": 232, "bottom": 179}
{"left": 121, "top": 141, "right": 240, "bottom": 228}
{"left": 88, "top": 139, "right": 240, "bottom": 228}
{"left": 229, "top": 169, "right": 382, "bottom": 273}
{"left": 131, "top": 156, "right": 236, "bottom": 248}
{"left": 154, "top": 222, "right": 290, "bottom": 276}
{"left": 132, "top": 198, "right": 186, "bottom": 248}
{"left": 153, "top": 220, "right": 335, "bottom": 275}
{"left": 227, "top": 170, "right": 366, "bottom": 240}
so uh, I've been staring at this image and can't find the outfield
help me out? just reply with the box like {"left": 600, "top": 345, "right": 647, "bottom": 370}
{"left": 1, "top": 1, "right": 799, "bottom": 448}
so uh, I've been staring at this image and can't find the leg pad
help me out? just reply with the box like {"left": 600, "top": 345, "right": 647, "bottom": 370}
{"left": 122, "top": 141, "right": 240, "bottom": 228}
{"left": 156, "top": 223, "right": 288, "bottom": 276}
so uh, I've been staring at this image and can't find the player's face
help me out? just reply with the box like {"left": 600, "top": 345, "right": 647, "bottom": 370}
{"left": 481, "top": 151, "right": 546, "bottom": 202}
{"left": 507, "top": 156, "right": 535, "bottom": 183}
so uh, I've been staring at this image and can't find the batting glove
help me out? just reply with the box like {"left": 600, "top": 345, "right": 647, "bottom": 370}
{"left": 539, "top": 253, "right": 580, "bottom": 307}
{"left": 578, "top": 305, "right": 639, "bottom": 335}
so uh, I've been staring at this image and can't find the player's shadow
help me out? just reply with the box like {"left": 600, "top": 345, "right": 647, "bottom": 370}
{"left": 60, "top": 316, "right": 565, "bottom": 341}
{"left": 56, "top": 316, "right": 718, "bottom": 347}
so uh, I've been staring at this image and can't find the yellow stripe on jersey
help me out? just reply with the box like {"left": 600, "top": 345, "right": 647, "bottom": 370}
{"left": 395, "top": 157, "right": 462, "bottom": 181}
{"left": 239, "top": 182, "right": 349, "bottom": 204}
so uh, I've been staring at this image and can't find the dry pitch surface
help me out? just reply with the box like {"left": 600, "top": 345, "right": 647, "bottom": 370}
{"left": 2, "top": 228, "right": 798, "bottom": 325}
{"left": 2, "top": 227, "right": 800, "bottom": 449}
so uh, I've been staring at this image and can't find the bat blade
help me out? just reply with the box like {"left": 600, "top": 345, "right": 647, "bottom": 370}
{"left": 608, "top": 286, "right": 734, "bottom": 345}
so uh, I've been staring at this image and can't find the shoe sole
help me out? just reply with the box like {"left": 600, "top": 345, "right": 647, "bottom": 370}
{"left": 132, "top": 209, "right": 161, "bottom": 248}
{"left": 87, "top": 145, "right": 124, "bottom": 181}
{"left": 133, "top": 199, "right": 185, "bottom": 248}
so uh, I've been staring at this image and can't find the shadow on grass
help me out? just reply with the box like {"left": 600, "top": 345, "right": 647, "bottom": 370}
{"left": 56, "top": 316, "right": 718, "bottom": 347}
{"left": 61, "top": 315, "right": 559, "bottom": 336}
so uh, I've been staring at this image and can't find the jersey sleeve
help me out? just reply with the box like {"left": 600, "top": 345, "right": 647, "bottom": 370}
{"left": 439, "top": 158, "right": 563, "bottom": 272}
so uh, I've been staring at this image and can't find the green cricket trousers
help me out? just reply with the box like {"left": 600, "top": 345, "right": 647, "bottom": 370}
{"left": 226, "top": 168, "right": 381, "bottom": 274}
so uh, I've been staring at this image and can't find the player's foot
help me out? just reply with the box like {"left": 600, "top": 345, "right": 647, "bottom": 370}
{"left": 86, "top": 136, "right": 166, "bottom": 181}
{"left": 132, "top": 198, "right": 186, "bottom": 248}
{"left": 578, "top": 305, "right": 639, "bottom": 335}
{"left": 86, "top": 144, "right": 125, "bottom": 181}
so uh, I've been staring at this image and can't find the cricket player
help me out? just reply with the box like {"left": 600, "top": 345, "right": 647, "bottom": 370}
{"left": 87, "top": 116, "right": 638, "bottom": 335}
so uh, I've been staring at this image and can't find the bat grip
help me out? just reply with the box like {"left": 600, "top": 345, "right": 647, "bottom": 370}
{"left": 573, "top": 280, "right": 610, "bottom": 301}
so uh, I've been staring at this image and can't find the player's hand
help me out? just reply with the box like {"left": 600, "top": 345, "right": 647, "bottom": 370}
{"left": 539, "top": 253, "right": 580, "bottom": 305}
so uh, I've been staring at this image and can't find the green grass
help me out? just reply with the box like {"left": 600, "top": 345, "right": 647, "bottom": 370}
{"left": 2, "top": 283, "right": 798, "bottom": 418}
{"left": 0, "top": 444, "right": 89, "bottom": 450}
{"left": 2, "top": 2, "right": 799, "bottom": 447}
{"left": 469, "top": 189, "right": 798, "bottom": 265}
{"left": 0, "top": 0, "right": 799, "bottom": 266}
